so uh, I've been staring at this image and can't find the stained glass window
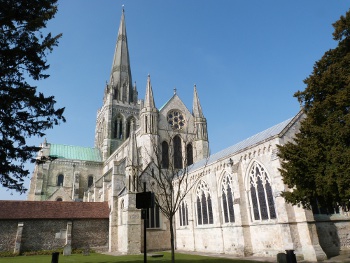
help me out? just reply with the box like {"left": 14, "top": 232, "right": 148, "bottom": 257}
{"left": 221, "top": 173, "right": 235, "bottom": 223}
{"left": 196, "top": 180, "right": 214, "bottom": 225}
{"left": 248, "top": 162, "right": 276, "bottom": 221}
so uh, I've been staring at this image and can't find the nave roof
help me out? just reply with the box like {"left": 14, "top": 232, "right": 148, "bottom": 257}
{"left": 189, "top": 111, "right": 303, "bottom": 172}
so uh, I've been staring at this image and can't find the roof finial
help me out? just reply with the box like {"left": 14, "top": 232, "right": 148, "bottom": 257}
{"left": 122, "top": 4, "right": 125, "bottom": 12}
{"left": 174, "top": 87, "right": 177, "bottom": 95}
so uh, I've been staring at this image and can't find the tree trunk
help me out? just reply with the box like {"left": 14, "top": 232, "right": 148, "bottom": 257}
{"left": 169, "top": 216, "right": 175, "bottom": 263}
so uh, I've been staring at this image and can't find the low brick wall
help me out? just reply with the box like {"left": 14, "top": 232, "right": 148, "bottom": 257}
{"left": 0, "top": 219, "right": 108, "bottom": 253}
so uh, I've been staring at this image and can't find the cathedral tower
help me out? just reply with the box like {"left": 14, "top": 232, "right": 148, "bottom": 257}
{"left": 95, "top": 9, "right": 140, "bottom": 160}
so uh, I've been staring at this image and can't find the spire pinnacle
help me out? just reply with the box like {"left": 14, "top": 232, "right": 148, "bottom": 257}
{"left": 144, "top": 74, "right": 155, "bottom": 108}
{"left": 193, "top": 84, "right": 204, "bottom": 118}
{"left": 126, "top": 124, "right": 138, "bottom": 167}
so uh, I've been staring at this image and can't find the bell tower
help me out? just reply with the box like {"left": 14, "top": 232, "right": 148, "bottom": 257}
{"left": 95, "top": 8, "right": 140, "bottom": 160}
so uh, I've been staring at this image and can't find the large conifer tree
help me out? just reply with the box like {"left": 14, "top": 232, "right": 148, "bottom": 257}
{"left": 278, "top": 10, "right": 350, "bottom": 211}
{"left": 0, "top": 0, "right": 65, "bottom": 193}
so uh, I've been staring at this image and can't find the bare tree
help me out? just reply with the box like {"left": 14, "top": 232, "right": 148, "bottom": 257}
{"left": 137, "top": 130, "right": 208, "bottom": 263}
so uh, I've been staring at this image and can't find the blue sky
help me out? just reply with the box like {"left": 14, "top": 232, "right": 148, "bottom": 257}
{"left": 2, "top": 1, "right": 349, "bottom": 200}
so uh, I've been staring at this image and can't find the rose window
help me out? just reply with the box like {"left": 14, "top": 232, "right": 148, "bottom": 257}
{"left": 167, "top": 110, "right": 186, "bottom": 130}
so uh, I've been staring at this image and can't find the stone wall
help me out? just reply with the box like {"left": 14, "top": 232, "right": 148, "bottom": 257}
{"left": 71, "top": 219, "right": 109, "bottom": 249}
{"left": 0, "top": 219, "right": 108, "bottom": 253}
{"left": 0, "top": 221, "right": 17, "bottom": 251}
{"left": 315, "top": 216, "right": 350, "bottom": 257}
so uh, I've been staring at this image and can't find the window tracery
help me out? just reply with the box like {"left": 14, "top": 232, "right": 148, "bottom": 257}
{"left": 196, "top": 180, "right": 213, "bottom": 225}
{"left": 179, "top": 201, "right": 188, "bottom": 226}
{"left": 248, "top": 162, "right": 276, "bottom": 221}
{"left": 221, "top": 173, "right": 235, "bottom": 223}
{"left": 167, "top": 110, "right": 186, "bottom": 130}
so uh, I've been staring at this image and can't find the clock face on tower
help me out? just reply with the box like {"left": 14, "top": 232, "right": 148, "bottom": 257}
{"left": 167, "top": 110, "right": 186, "bottom": 130}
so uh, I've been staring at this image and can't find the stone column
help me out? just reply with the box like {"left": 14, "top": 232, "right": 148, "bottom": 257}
{"left": 63, "top": 221, "right": 72, "bottom": 255}
{"left": 14, "top": 222, "right": 24, "bottom": 254}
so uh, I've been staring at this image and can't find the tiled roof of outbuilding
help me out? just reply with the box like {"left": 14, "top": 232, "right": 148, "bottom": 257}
{"left": 0, "top": 201, "right": 109, "bottom": 219}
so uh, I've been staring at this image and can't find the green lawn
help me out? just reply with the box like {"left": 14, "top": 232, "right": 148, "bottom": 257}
{"left": 0, "top": 252, "right": 267, "bottom": 263}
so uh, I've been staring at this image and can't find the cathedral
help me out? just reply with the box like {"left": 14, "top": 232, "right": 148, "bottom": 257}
{"left": 24, "top": 9, "right": 350, "bottom": 261}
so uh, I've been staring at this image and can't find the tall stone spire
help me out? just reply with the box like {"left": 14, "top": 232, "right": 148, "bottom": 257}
{"left": 192, "top": 84, "right": 204, "bottom": 118}
{"left": 110, "top": 8, "right": 134, "bottom": 103}
{"left": 95, "top": 8, "right": 140, "bottom": 160}
{"left": 144, "top": 74, "right": 155, "bottom": 109}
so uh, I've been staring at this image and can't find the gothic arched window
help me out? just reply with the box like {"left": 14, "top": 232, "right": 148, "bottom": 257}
{"left": 196, "top": 180, "right": 213, "bottom": 225}
{"left": 186, "top": 143, "right": 193, "bottom": 166}
{"left": 248, "top": 162, "right": 276, "bottom": 221}
{"left": 88, "top": 175, "right": 94, "bottom": 188}
{"left": 162, "top": 141, "right": 169, "bottom": 169}
{"left": 179, "top": 201, "right": 188, "bottom": 226}
{"left": 222, "top": 173, "right": 235, "bottom": 223}
{"left": 173, "top": 135, "right": 182, "bottom": 169}
{"left": 57, "top": 174, "right": 64, "bottom": 186}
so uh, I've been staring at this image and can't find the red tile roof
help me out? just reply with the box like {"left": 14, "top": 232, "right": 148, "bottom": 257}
{"left": 0, "top": 201, "right": 109, "bottom": 219}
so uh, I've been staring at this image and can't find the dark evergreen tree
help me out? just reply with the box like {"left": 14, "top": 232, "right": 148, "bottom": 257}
{"left": 278, "top": 10, "right": 350, "bottom": 211}
{"left": 0, "top": 0, "right": 65, "bottom": 193}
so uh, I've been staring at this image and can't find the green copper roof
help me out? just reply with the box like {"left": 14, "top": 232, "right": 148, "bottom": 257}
{"left": 49, "top": 144, "right": 102, "bottom": 162}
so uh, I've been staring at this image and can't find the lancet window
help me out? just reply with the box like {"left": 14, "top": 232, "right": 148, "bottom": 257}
{"left": 248, "top": 162, "right": 276, "bottom": 221}
{"left": 161, "top": 141, "right": 169, "bottom": 169}
{"left": 179, "top": 201, "right": 189, "bottom": 226}
{"left": 88, "top": 175, "right": 94, "bottom": 188}
{"left": 186, "top": 143, "right": 193, "bottom": 166}
{"left": 57, "top": 174, "right": 64, "bottom": 186}
{"left": 196, "top": 180, "right": 213, "bottom": 225}
{"left": 173, "top": 135, "right": 183, "bottom": 169}
{"left": 222, "top": 173, "right": 235, "bottom": 223}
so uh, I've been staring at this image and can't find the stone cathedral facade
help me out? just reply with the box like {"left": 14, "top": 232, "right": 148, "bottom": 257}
{"left": 27, "top": 10, "right": 350, "bottom": 261}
